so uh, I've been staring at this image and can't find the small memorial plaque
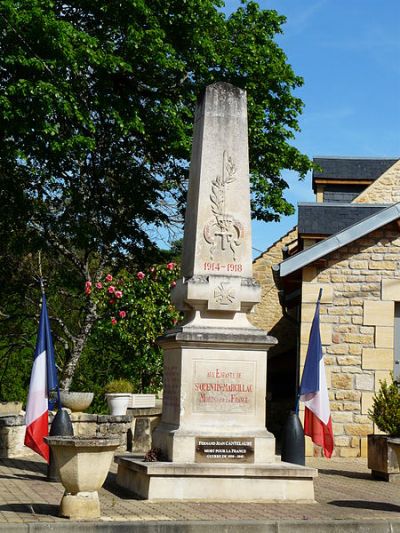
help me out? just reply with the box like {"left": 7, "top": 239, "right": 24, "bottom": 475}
{"left": 195, "top": 437, "right": 254, "bottom": 463}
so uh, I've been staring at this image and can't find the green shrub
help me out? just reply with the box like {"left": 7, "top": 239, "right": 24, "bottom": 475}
{"left": 104, "top": 378, "right": 134, "bottom": 394}
{"left": 368, "top": 376, "right": 400, "bottom": 437}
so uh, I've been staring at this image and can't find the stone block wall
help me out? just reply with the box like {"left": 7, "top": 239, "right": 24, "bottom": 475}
{"left": 300, "top": 222, "right": 400, "bottom": 457}
{"left": 0, "top": 412, "right": 133, "bottom": 458}
{"left": 250, "top": 227, "right": 298, "bottom": 350}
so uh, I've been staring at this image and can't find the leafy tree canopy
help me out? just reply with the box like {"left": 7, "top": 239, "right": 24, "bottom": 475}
{"left": 0, "top": 0, "right": 313, "bottom": 389}
{"left": 1, "top": 0, "right": 312, "bottom": 265}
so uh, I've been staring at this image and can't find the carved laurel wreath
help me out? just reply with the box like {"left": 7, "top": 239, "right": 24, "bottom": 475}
{"left": 210, "top": 152, "right": 237, "bottom": 217}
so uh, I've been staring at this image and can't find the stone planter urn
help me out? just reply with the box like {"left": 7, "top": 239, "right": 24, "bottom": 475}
{"left": 59, "top": 391, "right": 94, "bottom": 413}
{"left": 368, "top": 434, "right": 400, "bottom": 481}
{"left": 106, "top": 393, "right": 131, "bottom": 416}
{"left": 45, "top": 436, "right": 119, "bottom": 519}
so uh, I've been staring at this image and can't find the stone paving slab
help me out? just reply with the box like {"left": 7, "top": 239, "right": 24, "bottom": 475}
{"left": 0, "top": 455, "right": 400, "bottom": 531}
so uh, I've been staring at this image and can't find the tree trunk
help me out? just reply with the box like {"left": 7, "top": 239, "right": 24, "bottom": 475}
{"left": 60, "top": 300, "right": 98, "bottom": 391}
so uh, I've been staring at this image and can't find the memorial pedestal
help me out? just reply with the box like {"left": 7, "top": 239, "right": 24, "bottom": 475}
{"left": 116, "top": 325, "right": 317, "bottom": 501}
{"left": 115, "top": 458, "right": 316, "bottom": 502}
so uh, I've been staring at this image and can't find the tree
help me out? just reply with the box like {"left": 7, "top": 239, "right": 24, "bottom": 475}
{"left": 74, "top": 263, "right": 180, "bottom": 412}
{"left": 0, "top": 0, "right": 313, "bottom": 389}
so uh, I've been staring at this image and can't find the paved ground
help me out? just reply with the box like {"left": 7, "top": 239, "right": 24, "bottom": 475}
{"left": 0, "top": 454, "right": 400, "bottom": 529}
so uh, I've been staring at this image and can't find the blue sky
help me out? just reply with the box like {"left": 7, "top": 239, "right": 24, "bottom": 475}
{"left": 222, "top": 1, "right": 400, "bottom": 256}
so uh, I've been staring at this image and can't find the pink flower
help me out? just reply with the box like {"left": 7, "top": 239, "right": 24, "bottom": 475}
{"left": 85, "top": 287, "right": 91, "bottom": 295}
{"left": 170, "top": 281, "right": 177, "bottom": 288}
{"left": 119, "top": 310, "right": 127, "bottom": 318}
{"left": 111, "top": 317, "right": 117, "bottom": 326}
{"left": 105, "top": 274, "right": 113, "bottom": 282}
{"left": 149, "top": 266, "right": 155, "bottom": 273}
{"left": 166, "top": 262, "right": 175, "bottom": 271}
{"left": 109, "top": 299, "right": 115, "bottom": 305}
{"left": 108, "top": 286, "right": 115, "bottom": 294}
{"left": 115, "top": 290, "right": 123, "bottom": 299}
{"left": 137, "top": 271, "right": 145, "bottom": 280}
{"left": 85, "top": 280, "right": 92, "bottom": 288}
{"left": 96, "top": 282, "right": 103, "bottom": 289}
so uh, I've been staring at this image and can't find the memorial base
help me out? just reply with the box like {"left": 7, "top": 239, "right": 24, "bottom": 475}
{"left": 115, "top": 456, "right": 317, "bottom": 502}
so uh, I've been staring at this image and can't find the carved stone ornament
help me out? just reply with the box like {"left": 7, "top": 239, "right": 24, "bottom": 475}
{"left": 214, "top": 282, "right": 236, "bottom": 305}
{"left": 203, "top": 152, "right": 244, "bottom": 261}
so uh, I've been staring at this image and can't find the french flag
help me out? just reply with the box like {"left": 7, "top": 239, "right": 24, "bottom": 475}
{"left": 24, "top": 293, "right": 59, "bottom": 463}
{"left": 299, "top": 289, "right": 334, "bottom": 458}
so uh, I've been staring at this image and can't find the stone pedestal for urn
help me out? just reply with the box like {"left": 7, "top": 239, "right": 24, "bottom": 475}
{"left": 116, "top": 83, "right": 316, "bottom": 501}
{"left": 46, "top": 436, "right": 119, "bottom": 519}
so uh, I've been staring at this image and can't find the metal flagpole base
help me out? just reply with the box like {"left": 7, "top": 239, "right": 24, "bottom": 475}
{"left": 281, "top": 411, "right": 305, "bottom": 466}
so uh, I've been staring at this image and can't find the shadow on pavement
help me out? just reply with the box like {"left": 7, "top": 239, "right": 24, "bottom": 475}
{"left": 318, "top": 468, "right": 370, "bottom": 480}
{"left": 0, "top": 503, "right": 59, "bottom": 516}
{"left": 103, "top": 471, "right": 141, "bottom": 500}
{"left": 0, "top": 458, "right": 47, "bottom": 474}
{"left": 330, "top": 500, "right": 400, "bottom": 512}
{"left": 0, "top": 473, "right": 47, "bottom": 481}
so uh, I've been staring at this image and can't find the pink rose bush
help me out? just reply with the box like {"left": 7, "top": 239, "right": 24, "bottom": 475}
{"left": 88, "top": 263, "right": 180, "bottom": 328}
{"left": 87, "top": 263, "right": 181, "bottom": 392}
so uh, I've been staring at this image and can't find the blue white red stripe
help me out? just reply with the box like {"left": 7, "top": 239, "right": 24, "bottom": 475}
{"left": 299, "top": 290, "right": 334, "bottom": 458}
{"left": 24, "top": 293, "right": 59, "bottom": 462}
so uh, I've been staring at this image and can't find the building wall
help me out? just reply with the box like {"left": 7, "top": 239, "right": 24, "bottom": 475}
{"left": 300, "top": 222, "right": 400, "bottom": 457}
{"left": 352, "top": 160, "right": 400, "bottom": 204}
{"left": 250, "top": 227, "right": 297, "bottom": 345}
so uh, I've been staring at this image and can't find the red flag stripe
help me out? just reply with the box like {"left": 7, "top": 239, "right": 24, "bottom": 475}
{"left": 304, "top": 406, "right": 334, "bottom": 459}
{"left": 24, "top": 410, "right": 49, "bottom": 463}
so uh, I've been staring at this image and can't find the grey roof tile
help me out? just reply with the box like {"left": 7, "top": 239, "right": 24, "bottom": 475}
{"left": 298, "top": 203, "right": 388, "bottom": 236}
{"left": 312, "top": 157, "right": 398, "bottom": 191}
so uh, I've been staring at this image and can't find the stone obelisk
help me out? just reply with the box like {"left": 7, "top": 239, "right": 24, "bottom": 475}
{"left": 116, "top": 83, "right": 316, "bottom": 501}
{"left": 155, "top": 82, "right": 276, "bottom": 463}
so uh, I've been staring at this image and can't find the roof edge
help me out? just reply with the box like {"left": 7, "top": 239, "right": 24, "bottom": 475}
{"left": 279, "top": 202, "right": 400, "bottom": 278}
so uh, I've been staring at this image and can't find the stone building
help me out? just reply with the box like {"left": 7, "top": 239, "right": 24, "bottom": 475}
{"left": 251, "top": 156, "right": 400, "bottom": 457}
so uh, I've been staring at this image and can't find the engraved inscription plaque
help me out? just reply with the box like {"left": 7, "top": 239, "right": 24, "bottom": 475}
{"left": 193, "top": 360, "right": 256, "bottom": 414}
{"left": 195, "top": 437, "right": 255, "bottom": 463}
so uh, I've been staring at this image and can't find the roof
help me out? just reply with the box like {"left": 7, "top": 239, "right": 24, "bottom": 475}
{"left": 298, "top": 202, "right": 388, "bottom": 237}
{"left": 279, "top": 202, "right": 400, "bottom": 278}
{"left": 312, "top": 157, "right": 398, "bottom": 192}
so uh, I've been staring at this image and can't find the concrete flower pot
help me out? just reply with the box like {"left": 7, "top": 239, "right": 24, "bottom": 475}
{"left": 59, "top": 391, "right": 94, "bottom": 412}
{"left": 368, "top": 434, "right": 400, "bottom": 481}
{"left": 45, "top": 436, "right": 119, "bottom": 519}
{"left": 129, "top": 394, "right": 156, "bottom": 409}
{"left": 106, "top": 393, "right": 131, "bottom": 416}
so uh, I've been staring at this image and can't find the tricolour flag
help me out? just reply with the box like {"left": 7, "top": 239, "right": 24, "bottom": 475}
{"left": 24, "top": 293, "right": 59, "bottom": 462}
{"left": 299, "top": 289, "right": 334, "bottom": 458}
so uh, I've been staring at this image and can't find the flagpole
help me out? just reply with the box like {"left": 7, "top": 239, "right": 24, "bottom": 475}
{"left": 295, "top": 288, "right": 323, "bottom": 416}
{"left": 298, "top": 287, "right": 334, "bottom": 458}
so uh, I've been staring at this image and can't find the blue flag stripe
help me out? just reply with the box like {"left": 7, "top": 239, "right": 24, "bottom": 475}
{"left": 34, "top": 294, "right": 60, "bottom": 408}
{"left": 299, "top": 300, "right": 323, "bottom": 395}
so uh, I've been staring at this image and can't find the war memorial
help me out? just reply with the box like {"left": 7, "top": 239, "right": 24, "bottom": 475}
{"left": 115, "top": 82, "right": 316, "bottom": 501}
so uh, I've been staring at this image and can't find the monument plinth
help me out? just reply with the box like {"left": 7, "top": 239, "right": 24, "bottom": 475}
{"left": 116, "top": 83, "right": 316, "bottom": 501}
